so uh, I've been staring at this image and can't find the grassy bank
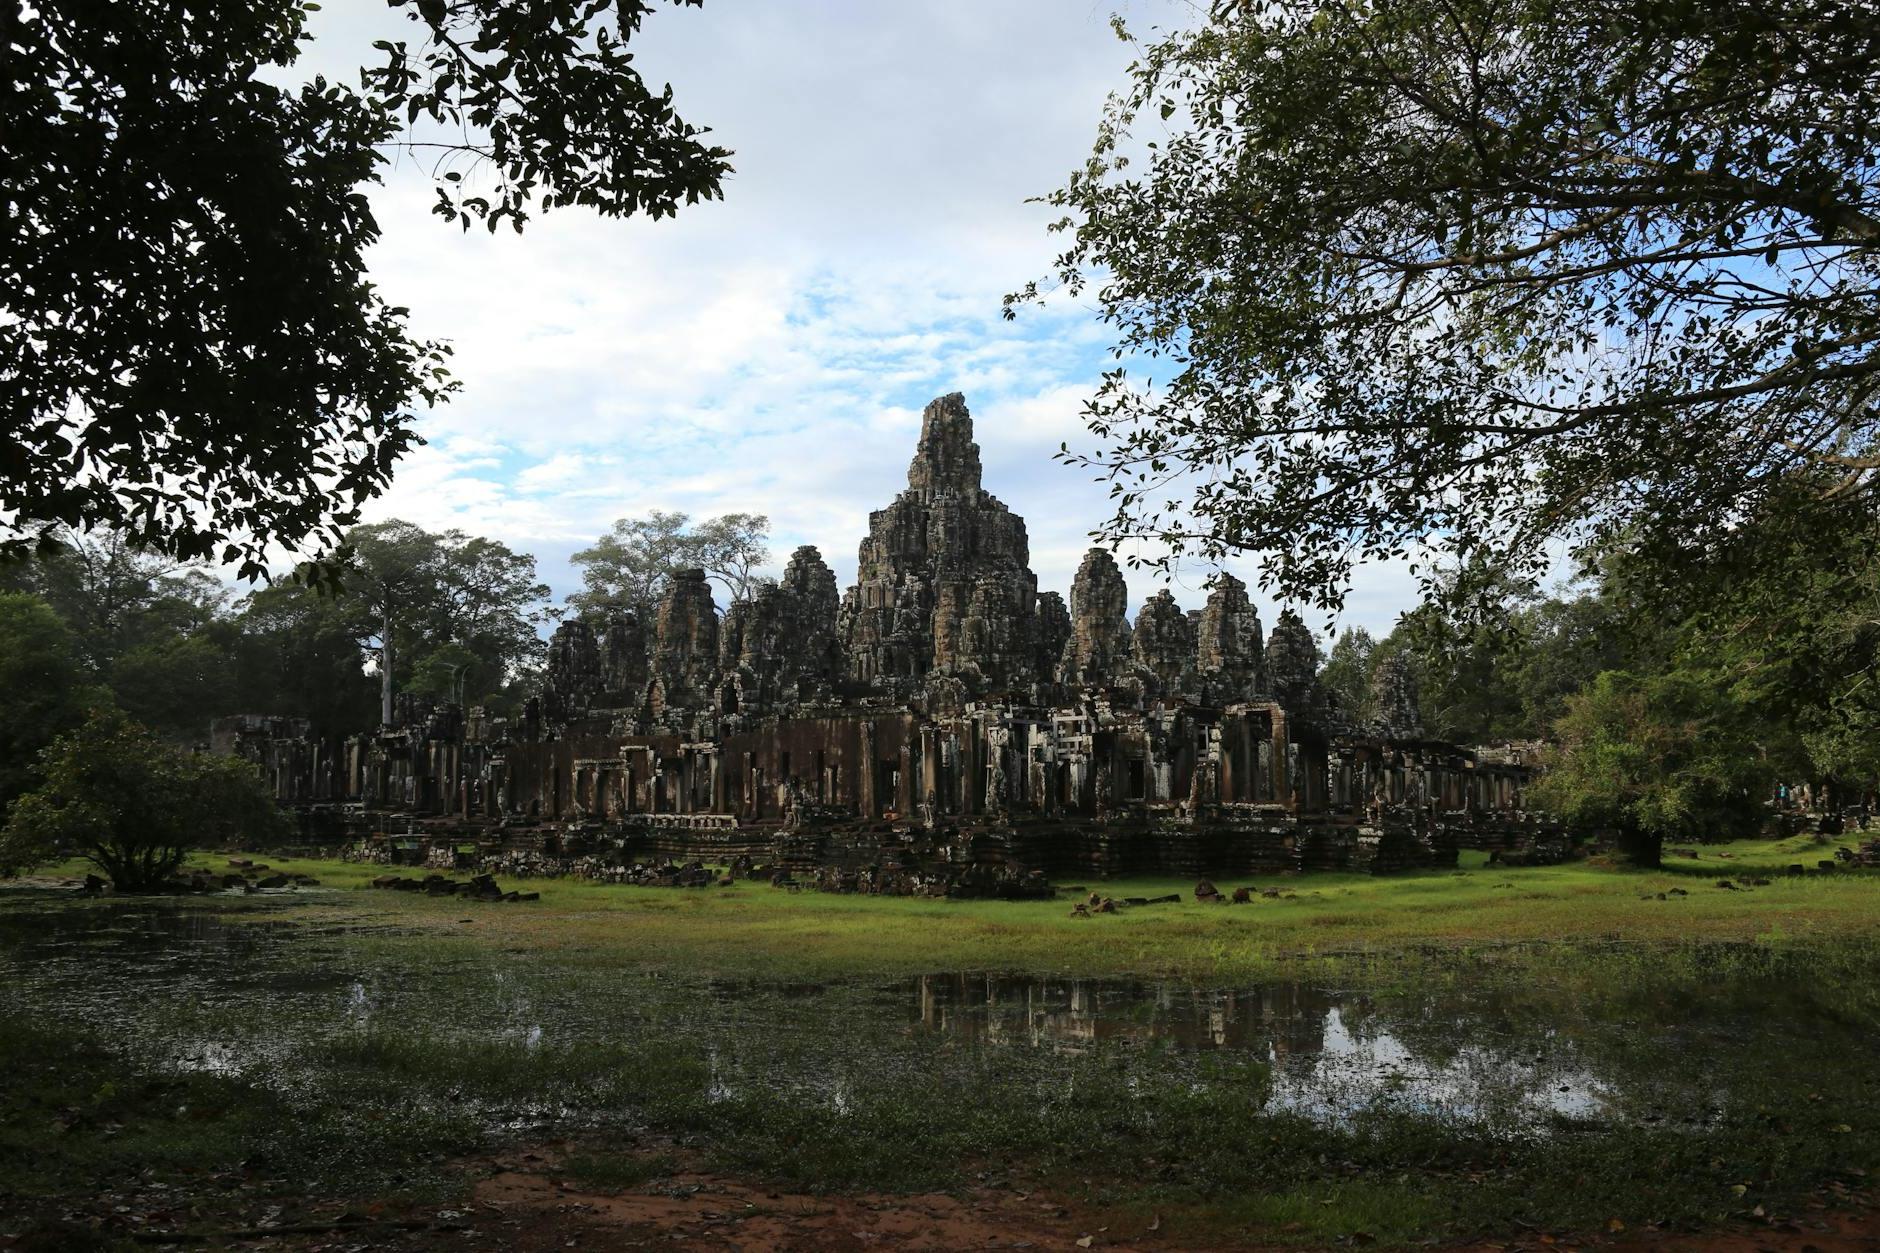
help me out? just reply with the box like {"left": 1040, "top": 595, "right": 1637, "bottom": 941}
{"left": 121, "top": 834, "right": 1880, "bottom": 984}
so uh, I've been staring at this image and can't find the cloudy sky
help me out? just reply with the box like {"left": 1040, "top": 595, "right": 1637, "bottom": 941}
{"left": 304, "top": 0, "right": 1418, "bottom": 637}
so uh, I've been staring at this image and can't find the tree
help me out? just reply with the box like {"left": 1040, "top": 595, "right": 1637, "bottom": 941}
{"left": 227, "top": 582, "right": 380, "bottom": 739}
{"left": 1365, "top": 559, "right": 1543, "bottom": 741}
{"left": 1532, "top": 668, "right": 1778, "bottom": 866}
{"left": 690, "top": 513, "right": 772, "bottom": 605}
{"left": 1016, "top": 0, "right": 1880, "bottom": 615}
{"left": 111, "top": 634, "right": 241, "bottom": 744}
{"left": 425, "top": 531, "right": 551, "bottom": 706}
{"left": 1511, "top": 590, "right": 1631, "bottom": 737}
{"left": 1, "top": 710, "right": 288, "bottom": 889}
{"left": 1318, "top": 627, "right": 1376, "bottom": 721}
{"left": 1664, "top": 479, "right": 1880, "bottom": 790}
{"left": 325, "top": 521, "right": 550, "bottom": 721}
{"left": 0, "top": 594, "right": 103, "bottom": 815}
{"left": 0, "top": 529, "right": 227, "bottom": 671}
{"left": 4, "top": 0, "right": 730, "bottom": 577}
{"left": 340, "top": 521, "right": 443, "bottom": 725}
{"left": 568, "top": 510, "right": 770, "bottom": 620}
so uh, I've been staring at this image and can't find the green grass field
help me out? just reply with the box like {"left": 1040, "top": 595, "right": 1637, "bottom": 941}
{"left": 112, "top": 832, "right": 1877, "bottom": 983}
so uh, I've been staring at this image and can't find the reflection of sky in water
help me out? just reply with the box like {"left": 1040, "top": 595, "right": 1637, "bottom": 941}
{"left": 174, "top": 1039, "right": 243, "bottom": 1076}
{"left": 910, "top": 975, "right": 1613, "bottom": 1127}
{"left": 1270, "top": 1006, "right": 1609, "bottom": 1125}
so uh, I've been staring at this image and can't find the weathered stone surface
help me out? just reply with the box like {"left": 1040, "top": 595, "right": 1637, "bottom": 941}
{"left": 1369, "top": 650, "right": 1422, "bottom": 737}
{"left": 778, "top": 545, "right": 843, "bottom": 698}
{"left": 652, "top": 568, "right": 720, "bottom": 717}
{"left": 1132, "top": 589, "right": 1195, "bottom": 696}
{"left": 543, "top": 619, "right": 602, "bottom": 723}
{"left": 1060, "top": 548, "right": 1130, "bottom": 688}
{"left": 1264, "top": 608, "right": 1322, "bottom": 713}
{"left": 905, "top": 390, "right": 983, "bottom": 498}
{"left": 598, "top": 609, "right": 648, "bottom": 706}
{"left": 1194, "top": 573, "right": 1265, "bottom": 704}
{"left": 720, "top": 546, "right": 843, "bottom": 715}
{"left": 1033, "top": 591, "right": 1072, "bottom": 688}
{"left": 841, "top": 394, "right": 1039, "bottom": 699}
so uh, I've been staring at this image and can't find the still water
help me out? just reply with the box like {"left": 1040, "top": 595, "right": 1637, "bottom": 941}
{"left": 0, "top": 891, "right": 1831, "bottom": 1136}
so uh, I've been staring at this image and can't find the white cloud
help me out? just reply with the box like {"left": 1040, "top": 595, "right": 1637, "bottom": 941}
{"left": 272, "top": 0, "right": 1424, "bottom": 639}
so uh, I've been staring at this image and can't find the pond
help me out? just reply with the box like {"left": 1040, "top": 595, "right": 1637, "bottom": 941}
{"left": 0, "top": 889, "right": 1832, "bottom": 1147}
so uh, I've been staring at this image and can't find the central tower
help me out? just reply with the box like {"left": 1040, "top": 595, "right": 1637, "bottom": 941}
{"left": 839, "top": 393, "right": 1042, "bottom": 700}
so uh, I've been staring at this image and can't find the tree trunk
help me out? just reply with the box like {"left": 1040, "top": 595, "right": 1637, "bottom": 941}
{"left": 1617, "top": 825, "right": 1662, "bottom": 868}
{"left": 381, "top": 609, "right": 395, "bottom": 728}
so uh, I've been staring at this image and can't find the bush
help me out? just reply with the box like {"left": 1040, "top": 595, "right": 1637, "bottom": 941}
{"left": 0, "top": 709, "right": 288, "bottom": 889}
{"left": 1532, "top": 669, "right": 1774, "bottom": 867}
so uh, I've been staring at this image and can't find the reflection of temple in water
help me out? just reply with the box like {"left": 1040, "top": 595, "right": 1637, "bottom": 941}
{"left": 913, "top": 973, "right": 1619, "bottom": 1126}
{"left": 913, "top": 973, "right": 1336, "bottom": 1058}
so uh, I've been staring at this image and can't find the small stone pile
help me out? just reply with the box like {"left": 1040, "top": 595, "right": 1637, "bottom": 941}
{"left": 88, "top": 860, "right": 323, "bottom": 895}
{"left": 1070, "top": 881, "right": 1273, "bottom": 917}
{"left": 466, "top": 850, "right": 771, "bottom": 886}
{"left": 1195, "top": 878, "right": 1269, "bottom": 904}
{"left": 476, "top": 849, "right": 567, "bottom": 879}
{"left": 573, "top": 859, "right": 732, "bottom": 888}
{"left": 369, "top": 872, "right": 538, "bottom": 902}
{"left": 776, "top": 861, "right": 1054, "bottom": 900}
{"left": 423, "top": 845, "right": 466, "bottom": 871}
{"left": 340, "top": 842, "right": 395, "bottom": 866}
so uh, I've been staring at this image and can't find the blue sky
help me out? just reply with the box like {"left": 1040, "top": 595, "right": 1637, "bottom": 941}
{"left": 303, "top": 0, "right": 1421, "bottom": 638}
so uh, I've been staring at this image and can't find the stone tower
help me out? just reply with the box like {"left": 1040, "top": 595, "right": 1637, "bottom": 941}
{"left": 1194, "top": 573, "right": 1265, "bottom": 704}
{"left": 651, "top": 568, "right": 720, "bottom": 715}
{"left": 542, "top": 618, "right": 601, "bottom": 723}
{"left": 1369, "top": 650, "right": 1423, "bottom": 737}
{"left": 721, "top": 546, "right": 844, "bottom": 715}
{"left": 1263, "top": 607, "right": 1322, "bottom": 715}
{"left": 1033, "top": 591, "right": 1072, "bottom": 685}
{"left": 1059, "top": 548, "right": 1131, "bottom": 688}
{"left": 1132, "top": 589, "right": 1195, "bottom": 695}
{"left": 840, "top": 394, "right": 1040, "bottom": 698}
{"left": 597, "top": 608, "right": 648, "bottom": 705}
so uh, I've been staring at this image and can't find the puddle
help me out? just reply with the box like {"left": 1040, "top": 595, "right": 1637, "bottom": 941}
{"left": 0, "top": 892, "right": 1857, "bottom": 1138}
{"left": 909, "top": 972, "right": 1613, "bottom": 1124}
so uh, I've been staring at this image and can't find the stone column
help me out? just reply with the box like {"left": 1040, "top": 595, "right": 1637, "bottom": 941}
{"left": 1270, "top": 708, "right": 1291, "bottom": 810}
{"left": 860, "top": 720, "right": 878, "bottom": 818}
{"left": 897, "top": 743, "right": 915, "bottom": 816}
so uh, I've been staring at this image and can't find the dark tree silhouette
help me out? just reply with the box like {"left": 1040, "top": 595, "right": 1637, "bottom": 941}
{"left": 2, "top": 0, "right": 729, "bottom": 578}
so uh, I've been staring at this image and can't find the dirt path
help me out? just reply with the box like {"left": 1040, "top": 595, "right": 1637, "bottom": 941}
{"left": 380, "top": 1149, "right": 1879, "bottom": 1253}
{"left": 11, "top": 1146, "right": 1873, "bottom": 1250}
{"left": 461, "top": 1153, "right": 1109, "bottom": 1251}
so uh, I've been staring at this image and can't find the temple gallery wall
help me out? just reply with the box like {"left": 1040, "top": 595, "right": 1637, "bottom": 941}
{"left": 217, "top": 393, "right": 1559, "bottom": 878}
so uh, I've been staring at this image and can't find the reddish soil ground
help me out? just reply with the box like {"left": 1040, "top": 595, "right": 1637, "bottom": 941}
{"left": 10, "top": 1144, "right": 1874, "bottom": 1250}
{"left": 359, "top": 1149, "right": 1880, "bottom": 1252}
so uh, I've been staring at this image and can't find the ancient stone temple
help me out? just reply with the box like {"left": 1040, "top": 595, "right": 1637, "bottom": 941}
{"left": 220, "top": 393, "right": 1555, "bottom": 878}
{"left": 840, "top": 393, "right": 1041, "bottom": 702}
